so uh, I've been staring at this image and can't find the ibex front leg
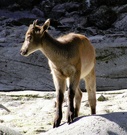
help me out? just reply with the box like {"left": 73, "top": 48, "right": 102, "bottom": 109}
{"left": 67, "top": 71, "right": 80, "bottom": 124}
{"left": 53, "top": 75, "right": 66, "bottom": 128}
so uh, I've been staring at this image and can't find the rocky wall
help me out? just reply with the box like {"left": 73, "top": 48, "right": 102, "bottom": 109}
{"left": 0, "top": 1, "right": 127, "bottom": 91}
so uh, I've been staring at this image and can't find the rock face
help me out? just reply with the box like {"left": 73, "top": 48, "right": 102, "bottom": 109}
{"left": 0, "top": 1, "right": 127, "bottom": 91}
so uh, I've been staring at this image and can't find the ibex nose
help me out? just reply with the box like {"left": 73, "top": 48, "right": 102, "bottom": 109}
{"left": 20, "top": 49, "right": 28, "bottom": 56}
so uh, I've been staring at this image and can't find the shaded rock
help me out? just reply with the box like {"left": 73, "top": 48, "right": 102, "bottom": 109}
{"left": 87, "top": 6, "right": 117, "bottom": 30}
{"left": 116, "top": 4, "right": 127, "bottom": 13}
{"left": 64, "top": 2, "right": 82, "bottom": 12}
{"left": 0, "top": 0, "right": 40, "bottom": 9}
{"left": 0, "top": 9, "right": 38, "bottom": 26}
{"left": 114, "top": 15, "right": 127, "bottom": 31}
{"left": 39, "top": 0, "right": 54, "bottom": 17}
{"left": 17, "top": 0, "right": 40, "bottom": 9}
{"left": 60, "top": 17, "right": 75, "bottom": 25}
{"left": 82, "top": 27, "right": 98, "bottom": 36}
{"left": 51, "top": 2, "right": 82, "bottom": 19}
{"left": 90, "top": 0, "right": 127, "bottom": 7}
{"left": 8, "top": 3, "right": 21, "bottom": 11}
{"left": 32, "top": 7, "right": 45, "bottom": 18}
{"left": 0, "top": 0, "right": 15, "bottom": 8}
{"left": 50, "top": 19, "right": 62, "bottom": 28}
{"left": 51, "top": 3, "right": 66, "bottom": 19}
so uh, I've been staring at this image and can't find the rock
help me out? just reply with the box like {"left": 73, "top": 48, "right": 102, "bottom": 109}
{"left": 0, "top": 90, "right": 127, "bottom": 134}
{"left": 0, "top": 25, "right": 53, "bottom": 91}
{"left": 39, "top": 0, "right": 54, "bottom": 17}
{"left": 116, "top": 4, "right": 127, "bottom": 13}
{"left": 17, "top": 0, "right": 40, "bottom": 9}
{"left": 0, "top": 0, "right": 15, "bottom": 8}
{"left": 51, "top": 2, "right": 82, "bottom": 19}
{"left": 93, "top": 34, "right": 127, "bottom": 90}
{"left": 0, "top": 125, "right": 21, "bottom": 135}
{"left": 90, "top": 0, "right": 127, "bottom": 7}
{"left": 60, "top": 17, "right": 75, "bottom": 25}
{"left": 41, "top": 112, "right": 127, "bottom": 135}
{"left": 0, "top": 1, "right": 127, "bottom": 91}
{"left": 64, "top": 2, "right": 82, "bottom": 12}
{"left": 0, "top": 23, "right": 127, "bottom": 91}
{"left": 0, "top": 47, "right": 53, "bottom": 91}
{"left": 114, "top": 14, "right": 127, "bottom": 31}
{"left": 0, "top": 9, "right": 38, "bottom": 26}
{"left": 8, "top": 3, "right": 21, "bottom": 11}
{"left": 98, "top": 94, "right": 107, "bottom": 101}
{"left": 87, "top": 6, "right": 117, "bottom": 30}
{"left": 32, "top": 7, "right": 45, "bottom": 18}
{"left": 51, "top": 3, "right": 66, "bottom": 19}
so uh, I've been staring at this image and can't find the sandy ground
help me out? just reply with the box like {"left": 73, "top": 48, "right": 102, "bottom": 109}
{"left": 0, "top": 89, "right": 127, "bottom": 135}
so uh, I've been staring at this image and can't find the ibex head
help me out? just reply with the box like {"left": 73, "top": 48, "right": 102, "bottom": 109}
{"left": 20, "top": 19, "right": 50, "bottom": 56}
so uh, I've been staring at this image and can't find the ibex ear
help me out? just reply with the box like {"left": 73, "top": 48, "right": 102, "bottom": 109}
{"left": 43, "top": 19, "right": 50, "bottom": 31}
{"left": 33, "top": 19, "right": 38, "bottom": 28}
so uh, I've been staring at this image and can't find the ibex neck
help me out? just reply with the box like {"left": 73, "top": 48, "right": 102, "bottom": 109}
{"left": 40, "top": 32, "right": 67, "bottom": 63}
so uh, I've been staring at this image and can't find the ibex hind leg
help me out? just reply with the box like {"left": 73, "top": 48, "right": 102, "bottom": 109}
{"left": 84, "top": 67, "right": 96, "bottom": 114}
{"left": 67, "top": 71, "right": 81, "bottom": 124}
{"left": 74, "top": 88, "right": 82, "bottom": 118}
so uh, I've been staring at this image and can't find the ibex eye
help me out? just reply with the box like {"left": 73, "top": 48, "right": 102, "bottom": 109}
{"left": 27, "top": 35, "right": 32, "bottom": 41}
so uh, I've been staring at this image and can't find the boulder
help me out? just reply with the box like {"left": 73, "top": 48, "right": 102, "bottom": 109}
{"left": 41, "top": 112, "right": 127, "bottom": 135}
{"left": 87, "top": 6, "right": 117, "bottom": 30}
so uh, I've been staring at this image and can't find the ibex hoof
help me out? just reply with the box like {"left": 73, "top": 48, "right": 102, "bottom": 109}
{"left": 67, "top": 111, "right": 74, "bottom": 124}
{"left": 53, "top": 117, "right": 61, "bottom": 128}
{"left": 53, "top": 121, "right": 60, "bottom": 128}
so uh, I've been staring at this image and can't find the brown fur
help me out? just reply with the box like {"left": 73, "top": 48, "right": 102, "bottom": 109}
{"left": 20, "top": 19, "right": 96, "bottom": 128}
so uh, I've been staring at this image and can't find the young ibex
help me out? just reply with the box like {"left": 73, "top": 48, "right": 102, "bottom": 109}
{"left": 20, "top": 19, "right": 96, "bottom": 128}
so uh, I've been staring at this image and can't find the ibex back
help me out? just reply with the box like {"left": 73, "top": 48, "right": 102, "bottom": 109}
{"left": 20, "top": 19, "right": 96, "bottom": 128}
